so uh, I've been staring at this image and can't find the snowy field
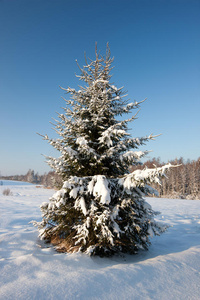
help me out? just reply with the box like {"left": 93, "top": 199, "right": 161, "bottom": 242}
{"left": 0, "top": 181, "right": 200, "bottom": 300}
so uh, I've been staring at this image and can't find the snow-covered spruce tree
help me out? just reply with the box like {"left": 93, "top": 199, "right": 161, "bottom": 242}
{"left": 36, "top": 45, "right": 172, "bottom": 256}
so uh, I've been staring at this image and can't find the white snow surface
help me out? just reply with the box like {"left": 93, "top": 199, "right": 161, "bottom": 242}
{"left": 0, "top": 180, "right": 200, "bottom": 300}
{"left": 92, "top": 175, "right": 111, "bottom": 205}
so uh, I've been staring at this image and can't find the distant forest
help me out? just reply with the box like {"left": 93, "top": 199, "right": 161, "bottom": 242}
{"left": 1, "top": 157, "right": 200, "bottom": 199}
{"left": 0, "top": 169, "right": 62, "bottom": 189}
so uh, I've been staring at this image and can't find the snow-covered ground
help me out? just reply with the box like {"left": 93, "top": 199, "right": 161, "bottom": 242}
{"left": 0, "top": 181, "right": 200, "bottom": 300}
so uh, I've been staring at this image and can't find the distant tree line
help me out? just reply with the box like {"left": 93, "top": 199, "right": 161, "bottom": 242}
{"left": 0, "top": 169, "right": 62, "bottom": 189}
{"left": 131, "top": 157, "right": 200, "bottom": 199}
{"left": 1, "top": 157, "right": 200, "bottom": 199}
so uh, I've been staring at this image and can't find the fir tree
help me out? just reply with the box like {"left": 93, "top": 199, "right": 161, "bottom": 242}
{"left": 35, "top": 45, "right": 173, "bottom": 256}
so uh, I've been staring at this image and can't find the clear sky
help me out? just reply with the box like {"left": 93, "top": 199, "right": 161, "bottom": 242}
{"left": 0, "top": 0, "right": 199, "bottom": 176}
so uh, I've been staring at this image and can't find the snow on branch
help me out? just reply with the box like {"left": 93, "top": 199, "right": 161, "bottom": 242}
{"left": 88, "top": 175, "right": 111, "bottom": 205}
{"left": 98, "top": 127, "right": 128, "bottom": 147}
{"left": 126, "top": 133, "right": 161, "bottom": 148}
{"left": 120, "top": 150, "right": 150, "bottom": 163}
{"left": 119, "top": 163, "right": 178, "bottom": 189}
{"left": 118, "top": 98, "right": 147, "bottom": 114}
{"left": 76, "top": 136, "right": 99, "bottom": 159}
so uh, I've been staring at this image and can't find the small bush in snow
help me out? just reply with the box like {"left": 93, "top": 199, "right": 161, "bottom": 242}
{"left": 3, "top": 188, "right": 12, "bottom": 196}
{"left": 34, "top": 45, "right": 173, "bottom": 257}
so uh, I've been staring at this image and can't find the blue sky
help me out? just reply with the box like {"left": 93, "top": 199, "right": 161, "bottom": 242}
{"left": 0, "top": 0, "right": 199, "bottom": 175}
